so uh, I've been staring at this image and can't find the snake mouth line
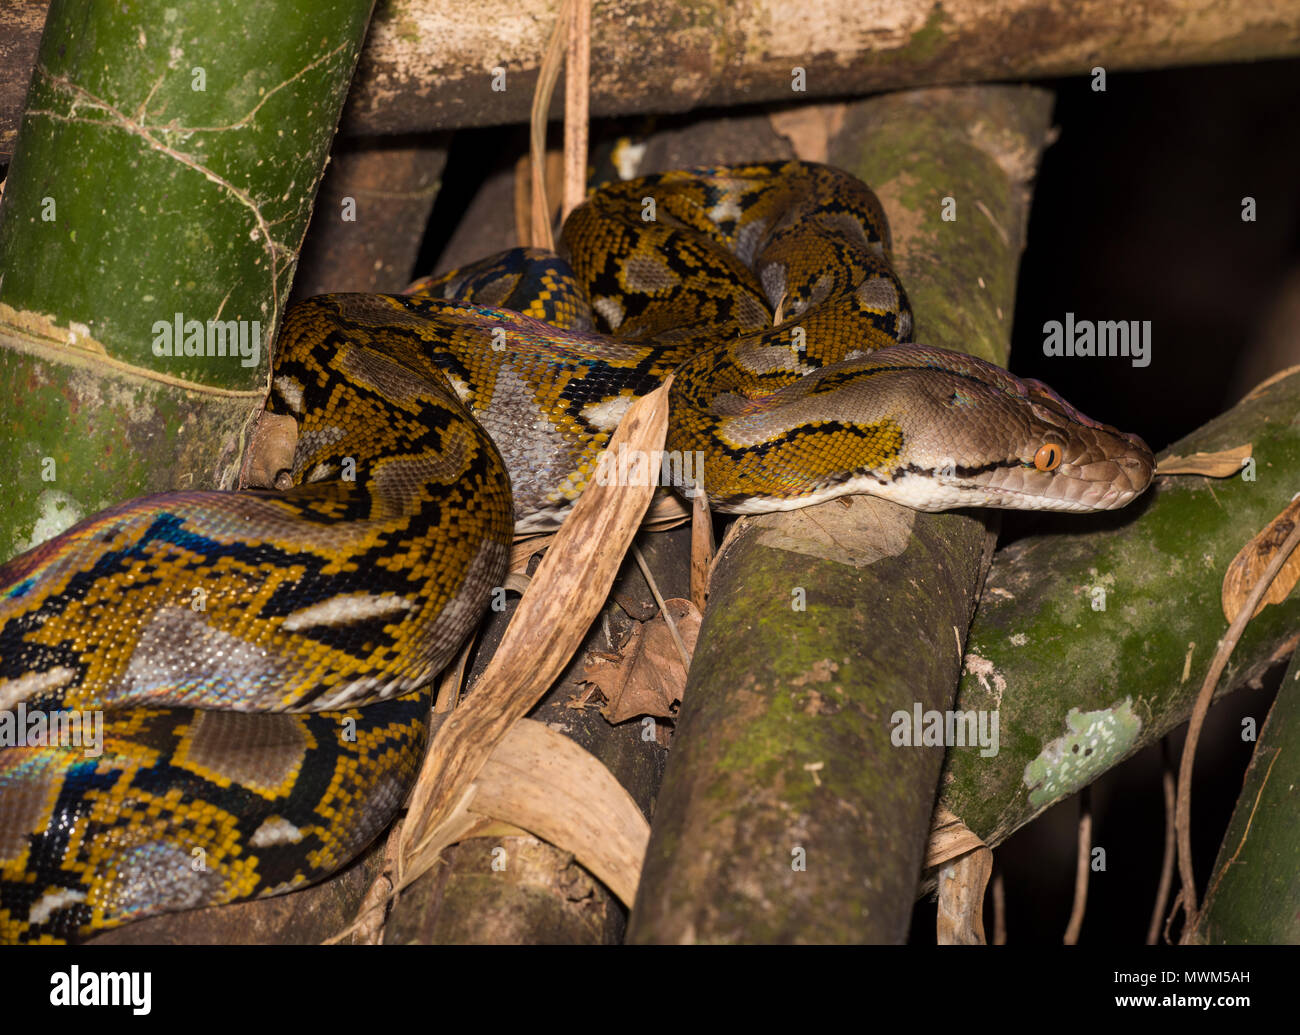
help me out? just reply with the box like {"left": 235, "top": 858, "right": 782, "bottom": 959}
{"left": 707, "top": 460, "right": 1146, "bottom": 514}
{"left": 949, "top": 481, "right": 1142, "bottom": 511}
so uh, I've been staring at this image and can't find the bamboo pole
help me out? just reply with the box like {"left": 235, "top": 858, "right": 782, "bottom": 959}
{"left": 0, "top": 0, "right": 375, "bottom": 557}
{"left": 627, "top": 85, "right": 1056, "bottom": 944}
{"left": 1188, "top": 647, "right": 1300, "bottom": 944}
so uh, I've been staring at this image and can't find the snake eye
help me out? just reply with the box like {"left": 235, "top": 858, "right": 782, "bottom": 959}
{"left": 1034, "top": 443, "right": 1063, "bottom": 472}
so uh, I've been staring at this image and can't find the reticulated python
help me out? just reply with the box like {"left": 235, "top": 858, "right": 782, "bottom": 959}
{"left": 0, "top": 161, "right": 1153, "bottom": 942}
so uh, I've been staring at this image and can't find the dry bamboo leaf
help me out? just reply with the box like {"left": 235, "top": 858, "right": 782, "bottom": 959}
{"left": 352, "top": 817, "right": 405, "bottom": 945}
{"left": 328, "top": 788, "right": 491, "bottom": 944}
{"left": 433, "top": 632, "right": 476, "bottom": 714}
{"left": 641, "top": 492, "right": 690, "bottom": 530}
{"left": 925, "top": 807, "right": 987, "bottom": 869}
{"left": 1222, "top": 495, "right": 1300, "bottom": 622}
{"left": 515, "top": 150, "right": 565, "bottom": 248}
{"left": 936, "top": 847, "right": 993, "bottom": 945}
{"left": 511, "top": 494, "right": 687, "bottom": 573}
{"left": 470, "top": 718, "right": 650, "bottom": 908}
{"left": 1157, "top": 444, "right": 1251, "bottom": 477}
{"left": 768, "top": 103, "right": 847, "bottom": 163}
{"left": 396, "top": 376, "right": 671, "bottom": 889}
{"left": 503, "top": 572, "right": 531, "bottom": 595}
{"left": 561, "top": 0, "right": 591, "bottom": 223}
{"left": 240, "top": 412, "right": 297, "bottom": 489}
{"left": 1242, "top": 363, "right": 1300, "bottom": 401}
{"left": 584, "top": 597, "right": 701, "bottom": 723}
{"left": 751, "top": 492, "right": 914, "bottom": 568}
{"left": 511, "top": 532, "right": 555, "bottom": 572}
{"left": 392, "top": 791, "right": 491, "bottom": 896}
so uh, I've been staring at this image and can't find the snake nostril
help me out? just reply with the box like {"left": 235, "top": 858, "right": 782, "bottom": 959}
{"left": 1114, "top": 454, "right": 1155, "bottom": 485}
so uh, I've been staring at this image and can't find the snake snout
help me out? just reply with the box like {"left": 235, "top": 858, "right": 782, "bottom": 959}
{"left": 1117, "top": 452, "right": 1155, "bottom": 502}
{"left": 1070, "top": 431, "right": 1155, "bottom": 509}
{"left": 1115, "top": 449, "right": 1155, "bottom": 490}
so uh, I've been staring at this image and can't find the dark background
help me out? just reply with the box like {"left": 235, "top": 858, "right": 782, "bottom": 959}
{"left": 1009, "top": 58, "right": 1300, "bottom": 455}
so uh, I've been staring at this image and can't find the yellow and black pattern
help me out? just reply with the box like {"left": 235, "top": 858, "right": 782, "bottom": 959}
{"left": 1, "top": 296, "right": 512, "bottom": 941}
{"left": 407, "top": 248, "right": 596, "bottom": 333}
{"left": 0, "top": 696, "right": 424, "bottom": 942}
{"left": 402, "top": 161, "right": 1151, "bottom": 516}
{"left": 0, "top": 161, "right": 1154, "bottom": 943}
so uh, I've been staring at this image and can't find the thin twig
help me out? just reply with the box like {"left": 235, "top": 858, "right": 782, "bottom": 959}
{"left": 529, "top": 0, "right": 573, "bottom": 249}
{"left": 1163, "top": 889, "right": 1184, "bottom": 945}
{"left": 631, "top": 542, "right": 691, "bottom": 669}
{"left": 350, "top": 816, "right": 405, "bottom": 946}
{"left": 1146, "top": 737, "right": 1177, "bottom": 944}
{"left": 562, "top": 0, "right": 590, "bottom": 223}
{"left": 991, "top": 867, "right": 1006, "bottom": 945}
{"left": 1174, "top": 515, "right": 1300, "bottom": 933}
{"left": 1198, "top": 745, "right": 1284, "bottom": 915}
{"left": 1063, "top": 787, "right": 1092, "bottom": 944}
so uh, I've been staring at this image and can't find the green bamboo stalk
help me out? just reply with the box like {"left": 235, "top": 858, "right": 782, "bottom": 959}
{"left": 939, "top": 369, "right": 1300, "bottom": 847}
{"left": 0, "top": 0, "right": 374, "bottom": 559}
{"left": 1188, "top": 648, "right": 1300, "bottom": 944}
{"left": 628, "top": 86, "right": 1055, "bottom": 944}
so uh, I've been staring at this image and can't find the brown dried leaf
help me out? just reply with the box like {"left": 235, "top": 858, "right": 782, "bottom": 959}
{"left": 510, "top": 532, "right": 555, "bottom": 573}
{"left": 928, "top": 808, "right": 992, "bottom": 945}
{"left": 515, "top": 150, "right": 564, "bottom": 249}
{"left": 690, "top": 490, "right": 714, "bottom": 610}
{"left": 509, "top": 495, "right": 689, "bottom": 573}
{"left": 1222, "top": 495, "right": 1300, "bottom": 623}
{"left": 1242, "top": 363, "right": 1300, "bottom": 401}
{"left": 640, "top": 492, "right": 690, "bottom": 531}
{"left": 768, "top": 103, "right": 847, "bottom": 164}
{"left": 584, "top": 597, "right": 701, "bottom": 723}
{"left": 1157, "top": 444, "right": 1251, "bottom": 477}
{"left": 395, "top": 377, "right": 670, "bottom": 894}
{"left": 470, "top": 718, "right": 650, "bottom": 908}
{"left": 936, "top": 847, "right": 993, "bottom": 946}
{"left": 925, "top": 806, "right": 987, "bottom": 869}
{"left": 241, "top": 412, "right": 297, "bottom": 489}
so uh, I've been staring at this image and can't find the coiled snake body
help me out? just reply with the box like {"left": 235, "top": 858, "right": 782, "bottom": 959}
{"left": 0, "top": 161, "right": 1153, "bottom": 942}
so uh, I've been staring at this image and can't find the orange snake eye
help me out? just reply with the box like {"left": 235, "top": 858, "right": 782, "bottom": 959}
{"left": 1033, "top": 443, "right": 1062, "bottom": 472}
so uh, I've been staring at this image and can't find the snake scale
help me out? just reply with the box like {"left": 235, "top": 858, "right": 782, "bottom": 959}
{"left": 0, "top": 161, "right": 1154, "bottom": 942}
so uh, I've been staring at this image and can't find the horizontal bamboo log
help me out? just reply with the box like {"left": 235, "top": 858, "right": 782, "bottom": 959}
{"left": 4, "top": 1, "right": 1300, "bottom": 155}
{"left": 1189, "top": 647, "right": 1300, "bottom": 944}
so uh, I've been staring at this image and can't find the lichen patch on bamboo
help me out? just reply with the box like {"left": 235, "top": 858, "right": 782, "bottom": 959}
{"left": 1023, "top": 699, "right": 1142, "bottom": 809}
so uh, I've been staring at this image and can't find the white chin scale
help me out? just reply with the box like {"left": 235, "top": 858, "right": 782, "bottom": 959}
{"left": 718, "top": 470, "right": 1110, "bottom": 515}
{"left": 514, "top": 504, "right": 574, "bottom": 534}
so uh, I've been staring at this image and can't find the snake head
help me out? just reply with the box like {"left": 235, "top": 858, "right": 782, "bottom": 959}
{"left": 866, "top": 345, "right": 1156, "bottom": 512}
{"left": 686, "top": 343, "right": 1154, "bottom": 515}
